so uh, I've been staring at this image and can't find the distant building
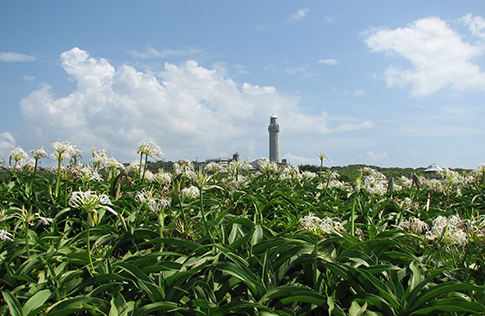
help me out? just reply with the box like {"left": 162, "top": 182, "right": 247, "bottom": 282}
{"left": 205, "top": 152, "right": 239, "bottom": 166}
{"left": 424, "top": 163, "right": 443, "bottom": 173}
{"left": 268, "top": 114, "right": 280, "bottom": 163}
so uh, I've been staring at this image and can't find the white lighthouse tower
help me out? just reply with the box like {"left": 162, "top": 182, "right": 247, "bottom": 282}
{"left": 268, "top": 114, "right": 280, "bottom": 163}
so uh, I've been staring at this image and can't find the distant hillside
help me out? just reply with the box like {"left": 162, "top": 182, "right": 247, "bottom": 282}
{"left": 299, "top": 164, "right": 472, "bottom": 184}
{"left": 143, "top": 160, "right": 472, "bottom": 185}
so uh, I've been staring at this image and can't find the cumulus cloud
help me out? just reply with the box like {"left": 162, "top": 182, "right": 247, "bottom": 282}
{"left": 0, "top": 52, "right": 36, "bottom": 62}
{"left": 363, "top": 15, "right": 485, "bottom": 97}
{"left": 17, "top": 47, "right": 373, "bottom": 162}
{"left": 290, "top": 8, "right": 309, "bottom": 22}
{"left": 460, "top": 14, "right": 485, "bottom": 39}
{"left": 0, "top": 132, "right": 16, "bottom": 159}
{"left": 284, "top": 152, "right": 319, "bottom": 166}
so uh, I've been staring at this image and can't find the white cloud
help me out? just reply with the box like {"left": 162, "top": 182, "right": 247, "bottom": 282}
{"left": 460, "top": 13, "right": 485, "bottom": 39}
{"left": 233, "top": 63, "right": 250, "bottom": 75}
{"left": 284, "top": 152, "right": 319, "bottom": 166}
{"left": 318, "top": 59, "right": 338, "bottom": 66}
{"left": 353, "top": 89, "right": 364, "bottom": 97}
{"left": 0, "top": 52, "right": 36, "bottom": 62}
{"left": 286, "top": 66, "right": 316, "bottom": 79}
{"left": 290, "top": 8, "right": 309, "bottom": 22}
{"left": 363, "top": 15, "right": 485, "bottom": 97}
{"left": 23, "top": 75, "right": 35, "bottom": 81}
{"left": 129, "top": 46, "right": 204, "bottom": 59}
{"left": 367, "top": 151, "right": 388, "bottom": 161}
{"left": 17, "top": 47, "right": 373, "bottom": 162}
{"left": 0, "top": 132, "right": 16, "bottom": 159}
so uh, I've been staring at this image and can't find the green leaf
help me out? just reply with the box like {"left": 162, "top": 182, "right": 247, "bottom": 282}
{"left": 354, "top": 269, "right": 401, "bottom": 313}
{"left": 109, "top": 292, "right": 130, "bottom": 316}
{"left": 409, "top": 282, "right": 485, "bottom": 312}
{"left": 212, "top": 300, "right": 269, "bottom": 316}
{"left": 217, "top": 261, "right": 265, "bottom": 298}
{"left": 2, "top": 291, "right": 23, "bottom": 316}
{"left": 349, "top": 301, "right": 368, "bottom": 316}
{"left": 251, "top": 224, "right": 264, "bottom": 246}
{"left": 132, "top": 301, "right": 185, "bottom": 316}
{"left": 22, "top": 289, "right": 51, "bottom": 316}
{"left": 45, "top": 296, "right": 110, "bottom": 315}
{"left": 410, "top": 298, "right": 485, "bottom": 315}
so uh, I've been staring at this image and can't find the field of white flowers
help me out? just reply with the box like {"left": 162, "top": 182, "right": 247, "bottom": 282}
{"left": 1, "top": 140, "right": 485, "bottom": 315}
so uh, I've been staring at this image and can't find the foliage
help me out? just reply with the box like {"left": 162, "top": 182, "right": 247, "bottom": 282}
{"left": 1, "top": 144, "right": 485, "bottom": 315}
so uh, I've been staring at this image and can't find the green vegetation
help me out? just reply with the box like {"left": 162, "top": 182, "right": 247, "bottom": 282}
{"left": 1, "top": 143, "right": 485, "bottom": 315}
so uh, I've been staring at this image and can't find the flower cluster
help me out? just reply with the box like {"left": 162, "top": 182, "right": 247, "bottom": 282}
{"left": 173, "top": 159, "right": 197, "bottom": 180}
{"left": 396, "top": 217, "right": 430, "bottom": 235}
{"left": 69, "top": 191, "right": 117, "bottom": 216}
{"left": 300, "top": 215, "right": 346, "bottom": 237}
{"left": 154, "top": 170, "right": 172, "bottom": 187}
{"left": 360, "top": 167, "right": 391, "bottom": 196}
{"left": 51, "top": 140, "right": 80, "bottom": 163}
{"left": 135, "top": 189, "right": 171, "bottom": 214}
{"left": 30, "top": 147, "right": 48, "bottom": 160}
{"left": 279, "top": 165, "right": 301, "bottom": 181}
{"left": 259, "top": 158, "right": 278, "bottom": 173}
{"left": 137, "top": 140, "right": 163, "bottom": 158}
{"left": 394, "top": 197, "right": 420, "bottom": 212}
{"left": 205, "top": 162, "right": 227, "bottom": 174}
{"left": 425, "top": 215, "right": 468, "bottom": 247}
{"left": 9, "top": 146, "right": 30, "bottom": 169}
{"left": 180, "top": 185, "right": 200, "bottom": 200}
{"left": 0, "top": 229, "right": 13, "bottom": 241}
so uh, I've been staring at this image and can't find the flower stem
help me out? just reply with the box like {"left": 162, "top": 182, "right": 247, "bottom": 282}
{"left": 24, "top": 219, "right": 30, "bottom": 258}
{"left": 54, "top": 158, "right": 62, "bottom": 198}
{"left": 86, "top": 224, "right": 94, "bottom": 270}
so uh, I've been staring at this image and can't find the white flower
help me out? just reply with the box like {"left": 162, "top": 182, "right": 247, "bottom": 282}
{"left": 105, "top": 157, "right": 124, "bottom": 171}
{"left": 135, "top": 189, "right": 171, "bottom": 214}
{"left": 30, "top": 147, "right": 48, "bottom": 160}
{"left": 9, "top": 146, "right": 29, "bottom": 164}
{"left": 426, "top": 215, "right": 468, "bottom": 247}
{"left": 259, "top": 158, "right": 278, "bottom": 173}
{"left": 205, "top": 162, "right": 227, "bottom": 174}
{"left": 173, "top": 159, "right": 197, "bottom": 180}
{"left": 301, "top": 171, "right": 317, "bottom": 179}
{"left": 180, "top": 185, "right": 200, "bottom": 200}
{"left": 91, "top": 148, "right": 110, "bottom": 168}
{"left": 397, "top": 217, "right": 429, "bottom": 234}
{"left": 35, "top": 213, "right": 53, "bottom": 225}
{"left": 137, "top": 140, "right": 163, "bottom": 158}
{"left": 126, "top": 160, "right": 143, "bottom": 174}
{"left": 360, "top": 167, "right": 388, "bottom": 196}
{"left": 154, "top": 170, "right": 172, "bottom": 186}
{"left": 279, "top": 165, "right": 301, "bottom": 181}
{"left": 78, "top": 165, "right": 103, "bottom": 182}
{"left": 144, "top": 170, "right": 154, "bottom": 182}
{"left": 69, "top": 191, "right": 117, "bottom": 216}
{"left": 51, "top": 140, "right": 76, "bottom": 162}
{"left": 300, "top": 215, "right": 346, "bottom": 237}
{"left": 0, "top": 229, "right": 13, "bottom": 241}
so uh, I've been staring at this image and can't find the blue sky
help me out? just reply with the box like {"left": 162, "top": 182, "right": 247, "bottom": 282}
{"left": 1, "top": 1, "right": 484, "bottom": 168}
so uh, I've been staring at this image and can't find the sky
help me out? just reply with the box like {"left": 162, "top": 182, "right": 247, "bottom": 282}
{"left": 1, "top": 1, "right": 484, "bottom": 169}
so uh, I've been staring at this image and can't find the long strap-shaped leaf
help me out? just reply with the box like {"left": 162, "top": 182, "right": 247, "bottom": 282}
{"left": 217, "top": 261, "right": 266, "bottom": 299}
{"left": 2, "top": 291, "right": 22, "bottom": 316}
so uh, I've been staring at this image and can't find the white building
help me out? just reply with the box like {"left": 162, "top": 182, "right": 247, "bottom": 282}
{"left": 268, "top": 114, "right": 280, "bottom": 163}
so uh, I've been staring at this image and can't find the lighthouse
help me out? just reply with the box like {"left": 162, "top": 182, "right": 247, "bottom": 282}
{"left": 268, "top": 114, "right": 280, "bottom": 163}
